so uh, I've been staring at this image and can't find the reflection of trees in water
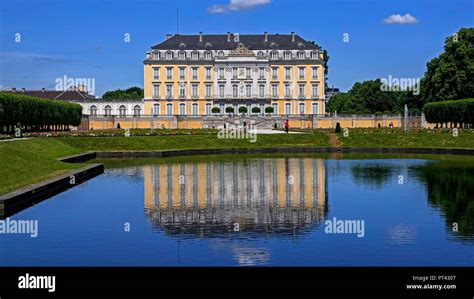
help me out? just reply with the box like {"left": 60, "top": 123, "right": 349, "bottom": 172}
{"left": 411, "top": 162, "right": 474, "bottom": 239}
{"left": 350, "top": 163, "right": 401, "bottom": 189}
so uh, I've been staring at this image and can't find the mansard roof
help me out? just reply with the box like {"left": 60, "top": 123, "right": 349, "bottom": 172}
{"left": 151, "top": 34, "right": 321, "bottom": 51}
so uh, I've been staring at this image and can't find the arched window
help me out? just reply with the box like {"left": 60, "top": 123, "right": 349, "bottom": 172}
{"left": 90, "top": 105, "right": 98, "bottom": 116}
{"left": 119, "top": 105, "right": 127, "bottom": 117}
{"left": 218, "top": 51, "right": 224, "bottom": 57}
{"left": 133, "top": 105, "right": 141, "bottom": 117}
{"left": 104, "top": 105, "right": 112, "bottom": 117}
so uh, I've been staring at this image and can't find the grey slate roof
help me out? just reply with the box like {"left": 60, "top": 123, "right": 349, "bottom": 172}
{"left": 151, "top": 34, "right": 321, "bottom": 50}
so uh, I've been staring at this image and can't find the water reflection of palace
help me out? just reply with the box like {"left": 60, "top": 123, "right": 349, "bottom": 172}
{"left": 143, "top": 158, "right": 328, "bottom": 237}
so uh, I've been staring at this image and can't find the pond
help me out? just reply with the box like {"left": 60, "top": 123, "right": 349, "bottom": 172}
{"left": 1, "top": 153, "right": 473, "bottom": 266}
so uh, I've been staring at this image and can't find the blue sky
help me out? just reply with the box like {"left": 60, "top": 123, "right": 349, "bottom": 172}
{"left": 0, "top": 0, "right": 473, "bottom": 96}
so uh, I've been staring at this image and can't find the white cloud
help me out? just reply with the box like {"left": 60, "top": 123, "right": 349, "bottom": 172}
{"left": 383, "top": 13, "right": 418, "bottom": 25}
{"left": 208, "top": 0, "right": 271, "bottom": 13}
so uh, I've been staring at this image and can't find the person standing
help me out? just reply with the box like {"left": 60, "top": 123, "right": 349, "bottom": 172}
{"left": 284, "top": 119, "right": 289, "bottom": 133}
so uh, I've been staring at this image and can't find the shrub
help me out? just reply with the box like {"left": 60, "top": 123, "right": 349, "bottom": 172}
{"left": 335, "top": 122, "right": 341, "bottom": 133}
{"left": 383, "top": 110, "right": 392, "bottom": 115}
{"left": 238, "top": 106, "right": 248, "bottom": 114}
{"left": 0, "top": 92, "right": 82, "bottom": 133}
{"left": 265, "top": 106, "right": 274, "bottom": 114}
{"left": 211, "top": 107, "right": 220, "bottom": 114}
{"left": 423, "top": 98, "right": 474, "bottom": 126}
{"left": 252, "top": 107, "right": 261, "bottom": 114}
{"left": 375, "top": 111, "right": 383, "bottom": 116}
{"left": 225, "top": 107, "right": 234, "bottom": 114}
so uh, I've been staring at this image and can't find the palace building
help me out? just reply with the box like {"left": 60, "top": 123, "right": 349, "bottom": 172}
{"left": 143, "top": 32, "right": 327, "bottom": 116}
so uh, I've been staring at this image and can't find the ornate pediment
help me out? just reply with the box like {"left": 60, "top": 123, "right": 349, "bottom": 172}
{"left": 229, "top": 43, "right": 254, "bottom": 56}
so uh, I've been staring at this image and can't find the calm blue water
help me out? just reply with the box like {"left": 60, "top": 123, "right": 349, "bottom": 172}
{"left": 1, "top": 155, "right": 473, "bottom": 266}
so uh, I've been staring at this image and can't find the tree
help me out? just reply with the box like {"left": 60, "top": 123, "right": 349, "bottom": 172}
{"left": 225, "top": 107, "right": 234, "bottom": 114}
{"left": 265, "top": 106, "right": 274, "bottom": 114}
{"left": 211, "top": 107, "right": 220, "bottom": 114}
{"left": 239, "top": 106, "right": 248, "bottom": 114}
{"left": 252, "top": 107, "right": 261, "bottom": 114}
{"left": 421, "top": 28, "right": 474, "bottom": 102}
{"left": 102, "top": 86, "right": 144, "bottom": 99}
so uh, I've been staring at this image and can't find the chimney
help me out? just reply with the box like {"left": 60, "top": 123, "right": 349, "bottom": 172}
{"left": 199, "top": 32, "right": 203, "bottom": 42}
{"left": 42, "top": 88, "right": 45, "bottom": 92}
{"left": 166, "top": 34, "right": 173, "bottom": 40}
{"left": 12, "top": 88, "right": 16, "bottom": 92}
{"left": 227, "top": 32, "right": 231, "bottom": 42}
{"left": 264, "top": 32, "right": 268, "bottom": 42}
{"left": 291, "top": 32, "right": 295, "bottom": 42}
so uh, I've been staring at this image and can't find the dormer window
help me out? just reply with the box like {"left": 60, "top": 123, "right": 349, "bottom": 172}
{"left": 218, "top": 51, "right": 224, "bottom": 57}
{"left": 297, "top": 51, "right": 305, "bottom": 59}
{"left": 205, "top": 51, "right": 212, "bottom": 59}
{"left": 311, "top": 52, "right": 318, "bottom": 59}
{"left": 257, "top": 51, "right": 264, "bottom": 57}
{"left": 271, "top": 51, "right": 278, "bottom": 59}
{"left": 284, "top": 51, "right": 291, "bottom": 59}
{"left": 166, "top": 51, "right": 173, "bottom": 59}
{"left": 178, "top": 51, "right": 186, "bottom": 59}
{"left": 192, "top": 51, "right": 199, "bottom": 59}
{"left": 152, "top": 52, "right": 159, "bottom": 60}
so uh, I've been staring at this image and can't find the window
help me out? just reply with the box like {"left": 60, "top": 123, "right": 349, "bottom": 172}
{"left": 152, "top": 52, "right": 159, "bottom": 60}
{"left": 299, "top": 103, "right": 305, "bottom": 114}
{"left": 205, "top": 67, "right": 212, "bottom": 80}
{"left": 232, "top": 84, "right": 238, "bottom": 97}
{"left": 246, "top": 67, "right": 251, "bottom": 79}
{"left": 285, "top": 84, "right": 291, "bottom": 97}
{"left": 218, "top": 51, "right": 224, "bottom": 57}
{"left": 297, "top": 51, "right": 305, "bottom": 59}
{"left": 299, "top": 67, "right": 305, "bottom": 79}
{"left": 299, "top": 84, "right": 306, "bottom": 98}
{"left": 259, "top": 67, "right": 265, "bottom": 79}
{"left": 271, "top": 84, "right": 278, "bottom": 97}
{"left": 166, "top": 103, "right": 173, "bottom": 116}
{"left": 205, "top": 51, "right": 212, "bottom": 59}
{"left": 285, "top": 67, "right": 291, "bottom": 79}
{"left": 271, "top": 51, "right": 278, "bottom": 59}
{"left": 219, "top": 85, "right": 224, "bottom": 97}
{"left": 166, "top": 67, "right": 173, "bottom": 79}
{"left": 312, "top": 84, "right": 318, "bottom": 98}
{"left": 153, "top": 67, "right": 160, "bottom": 79}
{"left": 192, "top": 51, "right": 198, "bottom": 59}
{"left": 153, "top": 84, "right": 160, "bottom": 98}
{"left": 192, "top": 103, "right": 198, "bottom": 116}
{"left": 166, "top": 51, "right": 173, "bottom": 59}
{"left": 311, "top": 52, "right": 318, "bottom": 59}
{"left": 192, "top": 67, "right": 198, "bottom": 80}
{"left": 232, "top": 68, "right": 237, "bottom": 79}
{"left": 90, "top": 105, "right": 97, "bottom": 116}
{"left": 179, "top": 103, "right": 185, "bottom": 115}
{"left": 285, "top": 103, "right": 291, "bottom": 115}
{"left": 259, "top": 84, "right": 264, "bottom": 97}
{"left": 257, "top": 51, "right": 264, "bottom": 57}
{"left": 179, "top": 51, "right": 185, "bottom": 59}
{"left": 179, "top": 84, "right": 186, "bottom": 97}
{"left": 272, "top": 67, "right": 278, "bottom": 79}
{"left": 272, "top": 103, "right": 278, "bottom": 115}
{"left": 284, "top": 51, "right": 291, "bottom": 59}
{"left": 246, "top": 84, "right": 251, "bottom": 97}
{"left": 104, "top": 105, "right": 112, "bottom": 117}
{"left": 133, "top": 105, "right": 141, "bottom": 117}
{"left": 179, "top": 67, "right": 185, "bottom": 80}
{"left": 192, "top": 84, "right": 198, "bottom": 97}
{"left": 166, "top": 84, "right": 173, "bottom": 97}
{"left": 312, "top": 102, "right": 319, "bottom": 115}
{"left": 205, "top": 84, "right": 211, "bottom": 97}
{"left": 119, "top": 105, "right": 127, "bottom": 117}
{"left": 312, "top": 67, "right": 318, "bottom": 79}
{"left": 89, "top": 105, "right": 97, "bottom": 116}
{"left": 206, "top": 103, "right": 212, "bottom": 115}
{"left": 219, "top": 68, "right": 225, "bottom": 79}
{"left": 153, "top": 104, "right": 160, "bottom": 116}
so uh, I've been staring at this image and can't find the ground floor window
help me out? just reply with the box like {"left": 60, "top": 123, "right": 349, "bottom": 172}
{"left": 90, "top": 105, "right": 98, "bottom": 116}
{"left": 153, "top": 104, "right": 160, "bottom": 116}
{"left": 179, "top": 103, "right": 185, "bottom": 115}
{"left": 192, "top": 103, "right": 198, "bottom": 116}
{"left": 312, "top": 102, "right": 319, "bottom": 115}
{"left": 205, "top": 103, "right": 212, "bottom": 115}
{"left": 285, "top": 103, "right": 291, "bottom": 115}
{"left": 166, "top": 103, "right": 173, "bottom": 116}
{"left": 119, "top": 105, "right": 127, "bottom": 117}
{"left": 272, "top": 103, "right": 278, "bottom": 115}
{"left": 133, "top": 105, "right": 141, "bottom": 117}
{"left": 299, "top": 103, "right": 305, "bottom": 114}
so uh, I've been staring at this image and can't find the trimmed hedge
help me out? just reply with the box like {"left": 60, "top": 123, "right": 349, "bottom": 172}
{"left": 0, "top": 92, "right": 83, "bottom": 132}
{"left": 423, "top": 98, "right": 474, "bottom": 126}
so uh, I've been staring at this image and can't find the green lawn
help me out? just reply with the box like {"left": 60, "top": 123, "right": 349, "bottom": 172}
{"left": 1, "top": 128, "right": 473, "bottom": 196}
{"left": 337, "top": 128, "right": 474, "bottom": 148}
